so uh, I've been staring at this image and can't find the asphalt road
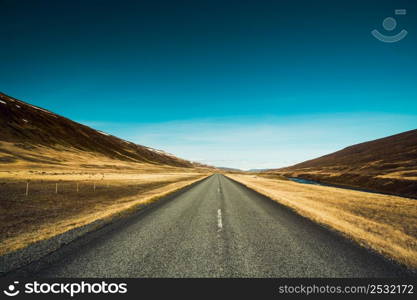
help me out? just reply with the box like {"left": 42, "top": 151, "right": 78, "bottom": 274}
{"left": 19, "top": 174, "right": 408, "bottom": 277}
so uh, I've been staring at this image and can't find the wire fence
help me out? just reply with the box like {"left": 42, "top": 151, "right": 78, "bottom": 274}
{"left": 0, "top": 180, "right": 150, "bottom": 204}
{"left": 0, "top": 176, "right": 197, "bottom": 205}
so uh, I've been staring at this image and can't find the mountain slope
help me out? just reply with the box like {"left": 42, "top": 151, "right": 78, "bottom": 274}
{"left": 0, "top": 92, "right": 194, "bottom": 168}
{"left": 276, "top": 129, "right": 417, "bottom": 198}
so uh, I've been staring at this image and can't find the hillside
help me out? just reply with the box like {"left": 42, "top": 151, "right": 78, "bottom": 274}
{"left": 0, "top": 92, "right": 212, "bottom": 257}
{"left": 275, "top": 129, "right": 417, "bottom": 198}
{"left": 0, "top": 92, "right": 196, "bottom": 169}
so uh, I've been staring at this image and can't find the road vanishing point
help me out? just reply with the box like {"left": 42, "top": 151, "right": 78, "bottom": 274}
{"left": 11, "top": 174, "right": 408, "bottom": 277}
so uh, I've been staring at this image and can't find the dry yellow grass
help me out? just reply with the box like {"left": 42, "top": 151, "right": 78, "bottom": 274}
{"left": 0, "top": 139, "right": 213, "bottom": 256}
{"left": 226, "top": 174, "right": 417, "bottom": 269}
{"left": 378, "top": 171, "right": 417, "bottom": 181}
{"left": 0, "top": 173, "right": 209, "bottom": 256}
{"left": 0, "top": 141, "right": 208, "bottom": 177}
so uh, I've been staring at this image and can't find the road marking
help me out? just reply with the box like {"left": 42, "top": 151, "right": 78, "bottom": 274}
{"left": 217, "top": 209, "right": 223, "bottom": 230}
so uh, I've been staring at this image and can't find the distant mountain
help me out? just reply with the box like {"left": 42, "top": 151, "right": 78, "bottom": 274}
{"left": 275, "top": 129, "right": 417, "bottom": 198}
{"left": 217, "top": 167, "right": 243, "bottom": 172}
{"left": 0, "top": 92, "right": 196, "bottom": 168}
{"left": 248, "top": 168, "right": 270, "bottom": 172}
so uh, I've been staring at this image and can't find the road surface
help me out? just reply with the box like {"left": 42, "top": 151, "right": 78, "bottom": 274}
{"left": 15, "top": 174, "right": 408, "bottom": 277}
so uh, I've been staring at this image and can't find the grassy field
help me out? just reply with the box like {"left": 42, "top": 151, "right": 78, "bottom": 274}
{"left": 226, "top": 174, "right": 417, "bottom": 269}
{"left": 0, "top": 139, "right": 212, "bottom": 256}
{"left": 0, "top": 94, "right": 216, "bottom": 257}
{"left": 0, "top": 165, "right": 210, "bottom": 256}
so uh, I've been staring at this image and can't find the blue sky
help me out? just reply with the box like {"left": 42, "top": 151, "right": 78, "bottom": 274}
{"left": 1, "top": 0, "right": 417, "bottom": 169}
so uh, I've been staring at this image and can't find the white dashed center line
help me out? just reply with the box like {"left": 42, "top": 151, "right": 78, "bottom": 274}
{"left": 217, "top": 209, "right": 223, "bottom": 231}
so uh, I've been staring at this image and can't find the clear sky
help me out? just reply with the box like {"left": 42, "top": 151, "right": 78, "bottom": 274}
{"left": 1, "top": 0, "right": 417, "bottom": 169}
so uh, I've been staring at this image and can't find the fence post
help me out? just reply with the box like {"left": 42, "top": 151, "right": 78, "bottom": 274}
{"left": 26, "top": 181, "right": 29, "bottom": 196}
{"left": 77, "top": 182, "right": 79, "bottom": 192}
{"left": 55, "top": 183, "right": 58, "bottom": 194}
{"left": 94, "top": 182, "right": 96, "bottom": 192}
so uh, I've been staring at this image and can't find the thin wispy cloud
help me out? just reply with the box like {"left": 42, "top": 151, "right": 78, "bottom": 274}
{"left": 81, "top": 113, "right": 417, "bottom": 170}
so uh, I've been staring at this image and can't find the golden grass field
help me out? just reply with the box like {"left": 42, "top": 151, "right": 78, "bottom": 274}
{"left": 226, "top": 174, "right": 417, "bottom": 269}
{"left": 0, "top": 152, "right": 211, "bottom": 256}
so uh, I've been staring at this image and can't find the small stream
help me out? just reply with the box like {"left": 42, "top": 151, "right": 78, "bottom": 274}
{"left": 288, "top": 177, "right": 324, "bottom": 186}
{"left": 287, "top": 176, "right": 401, "bottom": 198}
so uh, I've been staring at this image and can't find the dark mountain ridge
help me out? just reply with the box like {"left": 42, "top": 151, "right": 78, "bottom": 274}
{"left": 275, "top": 129, "right": 417, "bottom": 198}
{"left": 0, "top": 92, "right": 194, "bottom": 168}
